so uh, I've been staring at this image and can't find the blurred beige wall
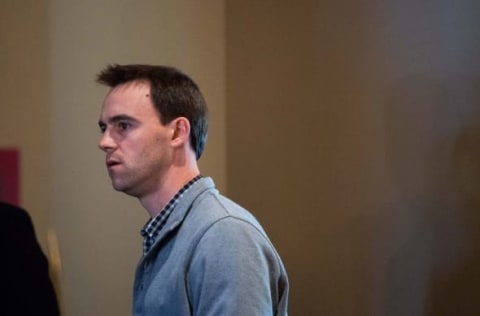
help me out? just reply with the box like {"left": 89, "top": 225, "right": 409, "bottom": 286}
{"left": 0, "top": 1, "right": 50, "bottom": 247}
{"left": 226, "top": 0, "right": 480, "bottom": 315}
{"left": 3, "top": 0, "right": 480, "bottom": 315}
{"left": 49, "top": 1, "right": 225, "bottom": 315}
{"left": 2, "top": 1, "right": 225, "bottom": 315}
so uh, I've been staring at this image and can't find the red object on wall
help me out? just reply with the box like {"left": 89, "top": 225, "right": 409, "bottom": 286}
{"left": 0, "top": 149, "right": 20, "bottom": 206}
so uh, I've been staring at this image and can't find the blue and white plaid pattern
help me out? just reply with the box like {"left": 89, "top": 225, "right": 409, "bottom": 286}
{"left": 141, "top": 175, "right": 202, "bottom": 255}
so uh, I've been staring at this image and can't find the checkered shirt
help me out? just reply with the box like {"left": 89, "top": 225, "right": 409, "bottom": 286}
{"left": 140, "top": 175, "right": 202, "bottom": 255}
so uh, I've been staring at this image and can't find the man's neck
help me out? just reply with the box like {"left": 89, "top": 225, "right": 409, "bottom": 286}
{"left": 139, "top": 166, "right": 200, "bottom": 218}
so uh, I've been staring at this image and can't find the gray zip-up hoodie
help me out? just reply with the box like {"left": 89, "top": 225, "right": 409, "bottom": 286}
{"left": 133, "top": 177, "right": 289, "bottom": 315}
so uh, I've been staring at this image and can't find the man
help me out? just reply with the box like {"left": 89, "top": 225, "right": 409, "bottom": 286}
{"left": 97, "top": 64, "right": 289, "bottom": 315}
{"left": 0, "top": 202, "right": 60, "bottom": 316}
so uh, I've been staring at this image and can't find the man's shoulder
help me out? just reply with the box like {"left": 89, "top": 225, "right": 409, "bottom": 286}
{"left": 189, "top": 182, "right": 250, "bottom": 216}
{"left": 0, "top": 202, "right": 30, "bottom": 223}
{"left": 187, "top": 187, "right": 265, "bottom": 234}
{"left": 0, "top": 203, "right": 36, "bottom": 248}
{"left": 174, "top": 177, "right": 264, "bottom": 233}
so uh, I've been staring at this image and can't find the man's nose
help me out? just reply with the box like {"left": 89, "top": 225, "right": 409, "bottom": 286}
{"left": 98, "top": 130, "right": 116, "bottom": 152}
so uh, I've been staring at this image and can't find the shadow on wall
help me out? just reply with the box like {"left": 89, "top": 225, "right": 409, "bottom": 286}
{"left": 430, "top": 102, "right": 480, "bottom": 316}
{"left": 379, "top": 74, "right": 480, "bottom": 316}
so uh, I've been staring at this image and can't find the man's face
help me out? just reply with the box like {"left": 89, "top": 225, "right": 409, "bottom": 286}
{"left": 98, "top": 81, "right": 173, "bottom": 197}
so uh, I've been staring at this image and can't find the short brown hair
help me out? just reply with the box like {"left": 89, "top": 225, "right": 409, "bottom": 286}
{"left": 96, "top": 64, "right": 208, "bottom": 159}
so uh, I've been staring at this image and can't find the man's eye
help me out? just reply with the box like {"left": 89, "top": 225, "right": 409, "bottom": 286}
{"left": 99, "top": 125, "right": 106, "bottom": 133}
{"left": 118, "top": 122, "right": 131, "bottom": 130}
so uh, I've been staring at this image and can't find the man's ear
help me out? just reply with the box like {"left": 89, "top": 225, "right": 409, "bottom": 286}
{"left": 170, "top": 117, "right": 191, "bottom": 148}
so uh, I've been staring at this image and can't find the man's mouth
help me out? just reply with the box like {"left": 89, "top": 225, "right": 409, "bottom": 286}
{"left": 106, "top": 160, "right": 121, "bottom": 168}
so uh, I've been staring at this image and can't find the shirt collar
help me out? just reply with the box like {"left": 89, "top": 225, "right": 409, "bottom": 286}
{"left": 140, "top": 175, "right": 202, "bottom": 255}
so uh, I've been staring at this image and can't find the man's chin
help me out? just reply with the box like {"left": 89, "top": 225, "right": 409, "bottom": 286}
{"left": 111, "top": 181, "right": 128, "bottom": 192}
{"left": 112, "top": 182, "right": 138, "bottom": 197}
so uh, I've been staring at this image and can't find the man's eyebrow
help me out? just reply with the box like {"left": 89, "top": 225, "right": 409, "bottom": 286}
{"left": 98, "top": 114, "right": 137, "bottom": 127}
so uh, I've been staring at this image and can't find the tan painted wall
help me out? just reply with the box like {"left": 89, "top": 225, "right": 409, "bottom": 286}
{"left": 48, "top": 1, "right": 225, "bottom": 315}
{"left": 2, "top": 1, "right": 225, "bottom": 314}
{"left": 4, "top": 3, "right": 226, "bottom": 313}
{"left": 5, "top": 0, "right": 480, "bottom": 315}
{"left": 226, "top": 0, "right": 480, "bottom": 315}
{"left": 0, "top": 1, "right": 50, "bottom": 248}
